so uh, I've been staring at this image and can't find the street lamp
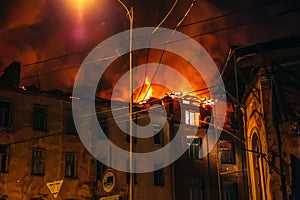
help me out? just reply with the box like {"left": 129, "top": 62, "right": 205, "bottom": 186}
{"left": 115, "top": 1, "right": 134, "bottom": 200}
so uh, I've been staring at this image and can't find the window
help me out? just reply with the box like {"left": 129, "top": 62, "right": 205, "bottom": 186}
{"left": 222, "top": 182, "right": 238, "bottom": 200}
{"left": 126, "top": 159, "right": 137, "bottom": 184}
{"left": 33, "top": 105, "right": 47, "bottom": 131}
{"left": 126, "top": 120, "right": 137, "bottom": 143}
{"left": 96, "top": 158, "right": 107, "bottom": 180}
{"left": 65, "top": 153, "right": 77, "bottom": 178}
{"left": 154, "top": 164, "right": 164, "bottom": 186}
{"left": 65, "top": 110, "right": 77, "bottom": 135}
{"left": 126, "top": 172, "right": 137, "bottom": 185}
{"left": 153, "top": 124, "right": 163, "bottom": 145}
{"left": 31, "top": 149, "right": 45, "bottom": 175}
{"left": 98, "top": 116, "right": 108, "bottom": 138}
{"left": 187, "top": 136, "right": 203, "bottom": 160}
{"left": 0, "top": 101, "right": 11, "bottom": 127}
{"left": 189, "top": 179, "right": 204, "bottom": 200}
{"left": 220, "top": 141, "right": 235, "bottom": 164}
{"left": 0, "top": 145, "right": 8, "bottom": 173}
{"left": 185, "top": 110, "right": 200, "bottom": 126}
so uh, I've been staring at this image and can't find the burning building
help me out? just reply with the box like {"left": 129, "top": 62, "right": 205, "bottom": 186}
{"left": 0, "top": 59, "right": 249, "bottom": 200}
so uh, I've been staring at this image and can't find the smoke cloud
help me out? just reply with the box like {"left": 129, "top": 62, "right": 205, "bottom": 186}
{"left": 0, "top": 0, "right": 299, "bottom": 100}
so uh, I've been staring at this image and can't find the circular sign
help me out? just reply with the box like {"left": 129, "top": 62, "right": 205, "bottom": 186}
{"left": 101, "top": 169, "right": 116, "bottom": 195}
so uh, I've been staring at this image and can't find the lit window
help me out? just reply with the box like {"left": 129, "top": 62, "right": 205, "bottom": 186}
{"left": 0, "top": 101, "right": 11, "bottom": 127}
{"left": 185, "top": 110, "right": 200, "bottom": 126}
{"left": 0, "top": 145, "right": 8, "bottom": 173}
{"left": 65, "top": 152, "right": 77, "bottom": 178}
{"left": 33, "top": 105, "right": 47, "bottom": 131}
{"left": 31, "top": 149, "right": 44, "bottom": 175}
{"left": 153, "top": 124, "right": 163, "bottom": 145}
{"left": 187, "top": 136, "right": 203, "bottom": 160}
{"left": 220, "top": 141, "right": 235, "bottom": 164}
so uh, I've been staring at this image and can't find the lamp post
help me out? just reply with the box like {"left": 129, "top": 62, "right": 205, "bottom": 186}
{"left": 115, "top": 1, "right": 134, "bottom": 200}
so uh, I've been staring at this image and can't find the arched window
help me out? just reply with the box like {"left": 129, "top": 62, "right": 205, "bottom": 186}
{"left": 252, "top": 133, "right": 263, "bottom": 200}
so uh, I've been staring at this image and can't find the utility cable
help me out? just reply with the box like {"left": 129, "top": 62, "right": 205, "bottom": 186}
{"left": 9, "top": 0, "right": 282, "bottom": 73}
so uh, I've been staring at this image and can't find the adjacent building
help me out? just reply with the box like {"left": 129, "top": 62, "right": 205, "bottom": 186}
{"left": 222, "top": 35, "right": 300, "bottom": 200}
{"left": 0, "top": 82, "right": 174, "bottom": 199}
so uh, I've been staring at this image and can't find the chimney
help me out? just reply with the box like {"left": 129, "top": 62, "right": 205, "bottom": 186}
{"left": 0, "top": 61, "right": 21, "bottom": 87}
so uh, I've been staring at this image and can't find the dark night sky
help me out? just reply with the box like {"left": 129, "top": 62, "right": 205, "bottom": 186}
{"left": 0, "top": 0, "right": 299, "bottom": 99}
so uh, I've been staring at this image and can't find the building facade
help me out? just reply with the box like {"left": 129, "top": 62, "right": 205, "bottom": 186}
{"left": 222, "top": 36, "right": 300, "bottom": 200}
{"left": 0, "top": 84, "right": 174, "bottom": 200}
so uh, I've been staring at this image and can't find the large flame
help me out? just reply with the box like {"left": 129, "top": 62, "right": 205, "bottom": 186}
{"left": 135, "top": 77, "right": 153, "bottom": 102}
{"left": 143, "top": 77, "right": 153, "bottom": 100}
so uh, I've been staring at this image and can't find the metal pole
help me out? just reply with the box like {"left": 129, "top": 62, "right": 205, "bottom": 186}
{"left": 129, "top": 7, "right": 134, "bottom": 200}
{"left": 115, "top": 1, "right": 134, "bottom": 199}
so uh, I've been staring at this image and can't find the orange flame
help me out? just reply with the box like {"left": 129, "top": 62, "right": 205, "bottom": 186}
{"left": 135, "top": 77, "right": 153, "bottom": 102}
{"left": 143, "top": 77, "right": 152, "bottom": 100}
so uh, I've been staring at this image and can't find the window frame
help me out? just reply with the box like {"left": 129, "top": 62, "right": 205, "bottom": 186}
{"left": 65, "top": 152, "right": 77, "bottom": 178}
{"left": 126, "top": 159, "right": 137, "bottom": 184}
{"left": 126, "top": 117, "right": 137, "bottom": 143}
{"left": 96, "top": 158, "right": 107, "bottom": 180}
{"left": 153, "top": 164, "right": 164, "bottom": 186}
{"left": 98, "top": 116, "right": 108, "bottom": 138}
{"left": 220, "top": 141, "right": 236, "bottom": 164}
{"left": 185, "top": 110, "right": 200, "bottom": 126}
{"left": 187, "top": 136, "right": 203, "bottom": 160}
{"left": 153, "top": 124, "right": 163, "bottom": 145}
{"left": 222, "top": 182, "right": 238, "bottom": 200}
{"left": 0, "top": 100, "right": 12, "bottom": 127}
{"left": 32, "top": 104, "right": 47, "bottom": 131}
{"left": 0, "top": 145, "right": 9, "bottom": 173}
{"left": 65, "top": 109, "right": 77, "bottom": 135}
{"left": 31, "top": 148, "right": 45, "bottom": 176}
{"left": 189, "top": 179, "right": 204, "bottom": 200}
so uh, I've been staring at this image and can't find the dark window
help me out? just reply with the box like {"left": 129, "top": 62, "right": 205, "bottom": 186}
{"left": 96, "top": 159, "right": 107, "bottom": 180}
{"left": 0, "top": 145, "right": 8, "bottom": 173}
{"left": 187, "top": 136, "right": 203, "bottom": 160}
{"left": 222, "top": 182, "right": 238, "bottom": 200}
{"left": 0, "top": 101, "right": 11, "bottom": 127}
{"left": 126, "top": 159, "right": 137, "bottom": 184}
{"left": 33, "top": 105, "right": 47, "bottom": 131}
{"left": 154, "top": 164, "right": 164, "bottom": 186}
{"left": 65, "top": 110, "right": 77, "bottom": 135}
{"left": 220, "top": 141, "right": 235, "bottom": 164}
{"left": 98, "top": 116, "right": 108, "bottom": 138}
{"left": 153, "top": 124, "right": 163, "bottom": 145}
{"left": 126, "top": 172, "right": 137, "bottom": 185}
{"left": 30, "top": 198, "right": 43, "bottom": 200}
{"left": 65, "top": 152, "right": 77, "bottom": 178}
{"left": 126, "top": 119, "right": 137, "bottom": 143}
{"left": 189, "top": 179, "right": 204, "bottom": 200}
{"left": 291, "top": 155, "right": 300, "bottom": 200}
{"left": 31, "top": 149, "right": 44, "bottom": 175}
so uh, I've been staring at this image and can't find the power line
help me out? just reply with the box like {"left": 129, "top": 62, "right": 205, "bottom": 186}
{"left": 176, "top": 0, "right": 277, "bottom": 29}
{"left": 190, "top": 9, "right": 297, "bottom": 39}
{"left": 22, "top": 65, "right": 79, "bottom": 80}
{"left": 18, "top": 8, "right": 295, "bottom": 82}
{"left": 137, "top": 0, "right": 196, "bottom": 102}
{"left": 9, "top": 0, "right": 283, "bottom": 73}
{"left": 6, "top": 131, "right": 62, "bottom": 145}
